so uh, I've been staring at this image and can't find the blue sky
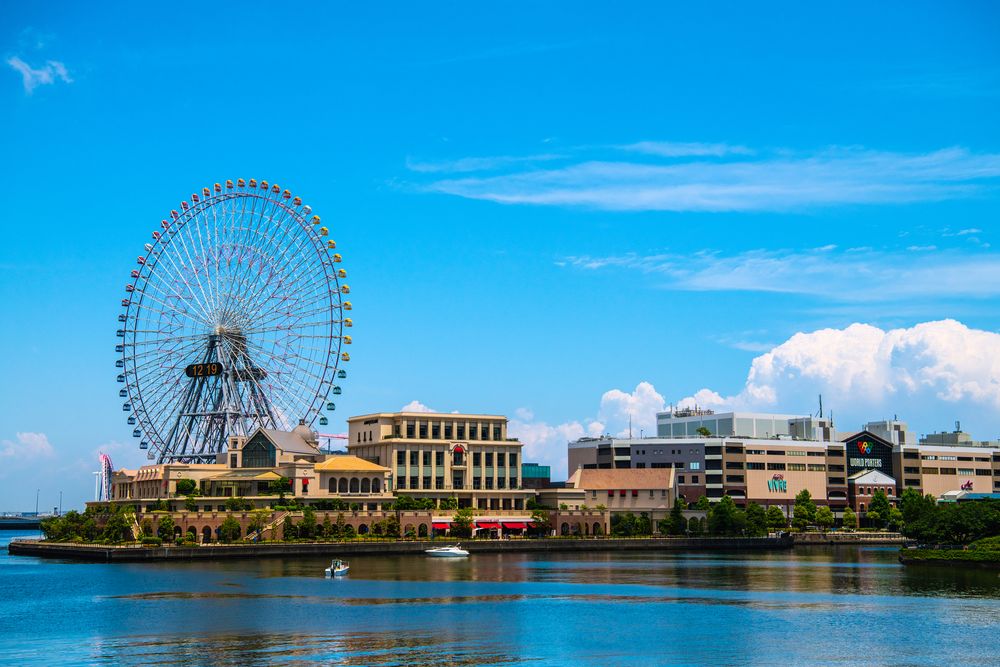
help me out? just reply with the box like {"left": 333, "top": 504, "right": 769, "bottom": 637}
{"left": 2, "top": 2, "right": 999, "bottom": 510}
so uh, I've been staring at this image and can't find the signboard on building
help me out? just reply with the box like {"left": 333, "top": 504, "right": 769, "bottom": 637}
{"left": 844, "top": 432, "right": 894, "bottom": 478}
{"left": 767, "top": 473, "right": 787, "bottom": 492}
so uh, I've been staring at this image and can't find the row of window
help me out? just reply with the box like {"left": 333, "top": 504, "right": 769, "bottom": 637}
{"left": 400, "top": 422, "right": 503, "bottom": 441}
{"left": 395, "top": 451, "right": 519, "bottom": 467}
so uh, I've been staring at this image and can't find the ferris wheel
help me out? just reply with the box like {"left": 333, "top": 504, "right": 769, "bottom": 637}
{"left": 116, "top": 179, "right": 352, "bottom": 463}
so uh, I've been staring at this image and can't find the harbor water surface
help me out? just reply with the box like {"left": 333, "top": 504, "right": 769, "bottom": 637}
{"left": 2, "top": 530, "right": 998, "bottom": 666}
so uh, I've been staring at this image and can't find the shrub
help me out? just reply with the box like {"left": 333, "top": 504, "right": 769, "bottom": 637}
{"left": 141, "top": 536, "right": 163, "bottom": 546}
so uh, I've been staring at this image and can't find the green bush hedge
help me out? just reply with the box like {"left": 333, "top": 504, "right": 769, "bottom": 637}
{"left": 140, "top": 537, "right": 163, "bottom": 546}
{"left": 903, "top": 548, "right": 1000, "bottom": 563}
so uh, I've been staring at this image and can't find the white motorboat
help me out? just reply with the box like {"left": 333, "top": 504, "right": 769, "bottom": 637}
{"left": 324, "top": 559, "right": 350, "bottom": 577}
{"left": 425, "top": 544, "right": 469, "bottom": 558}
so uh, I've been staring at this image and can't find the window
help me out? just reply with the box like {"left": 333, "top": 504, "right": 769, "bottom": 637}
{"left": 242, "top": 437, "right": 275, "bottom": 468}
{"left": 453, "top": 449, "right": 464, "bottom": 466}
{"left": 690, "top": 462, "right": 701, "bottom": 470}
{"left": 468, "top": 424, "right": 478, "bottom": 440}
{"left": 976, "top": 469, "right": 992, "bottom": 476}
{"left": 829, "top": 464, "right": 845, "bottom": 472}
{"left": 958, "top": 468, "right": 975, "bottom": 476}
{"left": 406, "top": 421, "right": 415, "bottom": 438}
{"left": 904, "top": 466, "right": 919, "bottom": 474}
{"left": 497, "top": 453, "right": 506, "bottom": 466}
{"left": 457, "top": 424, "right": 466, "bottom": 439}
{"left": 497, "top": 478, "right": 506, "bottom": 489}
{"left": 482, "top": 424, "right": 491, "bottom": 441}
{"left": 940, "top": 468, "right": 957, "bottom": 475}
{"left": 473, "top": 478, "right": 481, "bottom": 490}
{"left": 922, "top": 455, "right": 938, "bottom": 460}
{"left": 787, "top": 463, "right": 806, "bottom": 471}
{"left": 746, "top": 449, "right": 765, "bottom": 455}
{"left": 410, "top": 451, "right": 419, "bottom": 465}
{"left": 808, "top": 464, "right": 826, "bottom": 472}
{"left": 419, "top": 423, "right": 428, "bottom": 439}
{"left": 435, "top": 476, "right": 443, "bottom": 489}
{"left": 746, "top": 462, "right": 765, "bottom": 470}
{"left": 705, "top": 446, "right": 722, "bottom": 456}
{"left": 726, "top": 462, "right": 744, "bottom": 469}
{"left": 229, "top": 454, "right": 237, "bottom": 468}
{"left": 591, "top": 490, "right": 597, "bottom": 499}
{"left": 485, "top": 478, "right": 493, "bottom": 490}
{"left": 807, "top": 451, "right": 825, "bottom": 457}
{"left": 766, "top": 450, "right": 783, "bottom": 456}
{"left": 473, "top": 452, "right": 481, "bottom": 466}
{"left": 510, "top": 453, "right": 517, "bottom": 467}
{"left": 493, "top": 426, "right": 502, "bottom": 440}
{"left": 423, "top": 451, "right": 431, "bottom": 466}
{"left": 958, "top": 456, "right": 973, "bottom": 462}
{"left": 432, "top": 424, "right": 440, "bottom": 439}
{"left": 787, "top": 451, "right": 806, "bottom": 457}
{"left": 725, "top": 446, "right": 742, "bottom": 454}
{"left": 903, "top": 451, "right": 919, "bottom": 459}
{"left": 678, "top": 475, "right": 686, "bottom": 483}
{"left": 444, "top": 424, "right": 453, "bottom": 439}
{"left": 649, "top": 490, "right": 655, "bottom": 498}
{"left": 828, "top": 477, "right": 845, "bottom": 485}
{"left": 726, "top": 475, "right": 745, "bottom": 483}
{"left": 423, "top": 476, "right": 431, "bottom": 489}
{"left": 485, "top": 453, "right": 494, "bottom": 466}
{"left": 436, "top": 451, "right": 444, "bottom": 466}
{"left": 905, "top": 478, "right": 921, "bottom": 486}
{"left": 409, "top": 476, "right": 418, "bottom": 489}
{"left": 691, "top": 475, "right": 699, "bottom": 484}
{"left": 923, "top": 467, "right": 939, "bottom": 475}
{"left": 767, "top": 463, "right": 786, "bottom": 471}
{"left": 827, "top": 449, "right": 844, "bottom": 457}
{"left": 397, "top": 477, "right": 406, "bottom": 489}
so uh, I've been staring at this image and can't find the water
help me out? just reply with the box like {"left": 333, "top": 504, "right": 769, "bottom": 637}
{"left": 2, "top": 530, "right": 999, "bottom": 666}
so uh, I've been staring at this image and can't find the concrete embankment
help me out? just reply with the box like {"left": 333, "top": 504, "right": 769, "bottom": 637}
{"left": 791, "top": 531, "right": 905, "bottom": 546}
{"left": 8, "top": 536, "right": 792, "bottom": 562}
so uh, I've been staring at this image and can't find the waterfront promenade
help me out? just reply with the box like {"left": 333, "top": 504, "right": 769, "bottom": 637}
{"left": 10, "top": 534, "right": 794, "bottom": 562}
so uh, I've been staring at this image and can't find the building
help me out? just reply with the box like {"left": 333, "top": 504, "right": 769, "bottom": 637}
{"left": 109, "top": 425, "right": 395, "bottom": 512}
{"left": 346, "top": 411, "right": 535, "bottom": 511}
{"left": 655, "top": 408, "right": 819, "bottom": 439}
{"left": 520, "top": 462, "right": 552, "bottom": 489}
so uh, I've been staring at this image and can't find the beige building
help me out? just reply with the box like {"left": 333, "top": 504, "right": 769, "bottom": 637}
{"left": 896, "top": 444, "right": 998, "bottom": 497}
{"left": 346, "top": 411, "right": 534, "bottom": 511}
{"left": 110, "top": 425, "right": 393, "bottom": 511}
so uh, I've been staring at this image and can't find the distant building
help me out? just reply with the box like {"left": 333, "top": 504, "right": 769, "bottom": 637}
{"left": 655, "top": 408, "right": 814, "bottom": 439}
{"left": 536, "top": 467, "right": 676, "bottom": 531}
{"left": 520, "top": 462, "right": 551, "bottom": 489}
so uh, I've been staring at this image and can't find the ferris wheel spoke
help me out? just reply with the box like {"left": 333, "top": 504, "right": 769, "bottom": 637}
{"left": 141, "top": 232, "right": 217, "bottom": 323}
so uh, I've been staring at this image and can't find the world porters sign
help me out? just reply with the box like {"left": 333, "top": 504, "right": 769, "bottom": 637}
{"left": 844, "top": 433, "right": 893, "bottom": 478}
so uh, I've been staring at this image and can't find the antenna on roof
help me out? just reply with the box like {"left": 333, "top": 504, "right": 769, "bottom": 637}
{"left": 817, "top": 394, "right": 823, "bottom": 419}
{"left": 628, "top": 413, "right": 633, "bottom": 439}
{"left": 955, "top": 420, "right": 961, "bottom": 433}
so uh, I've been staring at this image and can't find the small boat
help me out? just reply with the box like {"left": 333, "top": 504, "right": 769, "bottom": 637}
{"left": 324, "top": 559, "right": 349, "bottom": 577}
{"left": 425, "top": 544, "right": 469, "bottom": 558}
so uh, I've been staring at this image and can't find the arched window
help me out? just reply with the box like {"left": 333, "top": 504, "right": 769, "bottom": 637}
{"left": 593, "top": 522, "right": 602, "bottom": 536}
{"left": 338, "top": 478, "right": 348, "bottom": 493}
{"left": 560, "top": 522, "right": 570, "bottom": 536}
{"left": 202, "top": 526, "right": 212, "bottom": 543}
{"left": 860, "top": 503, "right": 866, "bottom": 512}
{"left": 350, "top": 478, "right": 360, "bottom": 493}
{"left": 358, "top": 524, "right": 369, "bottom": 535}
{"left": 372, "top": 478, "right": 381, "bottom": 493}
{"left": 418, "top": 524, "right": 428, "bottom": 537}
{"left": 328, "top": 477, "right": 337, "bottom": 493}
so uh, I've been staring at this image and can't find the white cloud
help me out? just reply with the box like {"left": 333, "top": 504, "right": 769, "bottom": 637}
{"left": 419, "top": 146, "right": 1000, "bottom": 212}
{"left": 564, "top": 247, "right": 1000, "bottom": 302}
{"left": 7, "top": 56, "right": 72, "bottom": 94}
{"left": 401, "top": 400, "right": 436, "bottom": 413}
{"left": 1, "top": 432, "right": 55, "bottom": 459}
{"left": 619, "top": 141, "right": 753, "bottom": 157}
{"left": 597, "top": 381, "right": 665, "bottom": 437}
{"left": 406, "top": 154, "right": 563, "bottom": 173}
{"left": 676, "top": 320, "right": 1000, "bottom": 435}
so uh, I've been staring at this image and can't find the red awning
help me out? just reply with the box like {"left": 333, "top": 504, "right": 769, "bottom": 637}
{"left": 432, "top": 522, "right": 452, "bottom": 530}
{"left": 476, "top": 521, "right": 502, "bottom": 529}
{"left": 501, "top": 522, "right": 528, "bottom": 530}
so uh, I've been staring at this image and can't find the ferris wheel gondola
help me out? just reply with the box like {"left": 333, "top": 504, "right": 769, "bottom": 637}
{"left": 117, "top": 179, "right": 351, "bottom": 463}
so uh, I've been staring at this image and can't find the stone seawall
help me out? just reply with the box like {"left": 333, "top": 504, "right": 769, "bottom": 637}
{"left": 8, "top": 536, "right": 792, "bottom": 562}
{"left": 791, "top": 532, "right": 906, "bottom": 546}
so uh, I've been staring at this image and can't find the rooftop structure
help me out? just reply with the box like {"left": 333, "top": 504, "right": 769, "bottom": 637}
{"left": 655, "top": 410, "right": 812, "bottom": 440}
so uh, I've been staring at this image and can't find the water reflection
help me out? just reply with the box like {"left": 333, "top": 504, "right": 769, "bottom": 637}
{"left": 3, "top": 533, "right": 999, "bottom": 667}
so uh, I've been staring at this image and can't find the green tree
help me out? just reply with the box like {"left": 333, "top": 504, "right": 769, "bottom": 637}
{"left": 667, "top": 497, "right": 687, "bottom": 535}
{"left": 269, "top": 477, "right": 292, "bottom": 494}
{"left": 140, "top": 518, "right": 153, "bottom": 537}
{"left": 744, "top": 502, "right": 768, "bottom": 537}
{"left": 247, "top": 510, "right": 269, "bottom": 538}
{"left": 815, "top": 506, "right": 835, "bottom": 533}
{"left": 341, "top": 523, "right": 356, "bottom": 539}
{"left": 899, "top": 488, "right": 936, "bottom": 534}
{"left": 708, "top": 495, "right": 740, "bottom": 536}
{"left": 185, "top": 497, "right": 200, "bottom": 512}
{"left": 300, "top": 506, "right": 317, "bottom": 539}
{"left": 283, "top": 518, "right": 297, "bottom": 541}
{"left": 694, "top": 495, "right": 711, "bottom": 511}
{"left": 869, "top": 489, "right": 892, "bottom": 528}
{"left": 530, "top": 509, "right": 551, "bottom": 536}
{"left": 175, "top": 478, "right": 197, "bottom": 496}
{"left": 102, "top": 511, "right": 132, "bottom": 543}
{"left": 218, "top": 516, "right": 242, "bottom": 543}
{"left": 842, "top": 507, "right": 858, "bottom": 530}
{"left": 688, "top": 516, "right": 703, "bottom": 535}
{"left": 451, "top": 507, "right": 474, "bottom": 538}
{"left": 696, "top": 426, "right": 712, "bottom": 437}
{"left": 765, "top": 506, "right": 787, "bottom": 531}
{"left": 867, "top": 510, "right": 884, "bottom": 529}
{"left": 793, "top": 489, "right": 816, "bottom": 531}
{"left": 440, "top": 497, "right": 459, "bottom": 511}
{"left": 156, "top": 515, "right": 176, "bottom": 541}
{"left": 335, "top": 512, "right": 347, "bottom": 539}
{"left": 887, "top": 507, "right": 904, "bottom": 532}
{"left": 321, "top": 516, "right": 333, "bottom": 540}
